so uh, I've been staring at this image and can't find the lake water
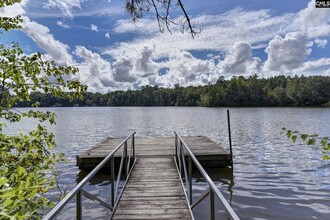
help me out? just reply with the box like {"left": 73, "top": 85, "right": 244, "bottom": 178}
{"left": 6, "top": 107, "right": 330, "bottom": 219}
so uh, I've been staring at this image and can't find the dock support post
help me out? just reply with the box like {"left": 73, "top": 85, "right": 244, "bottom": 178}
{"left": 210, "top": 189, "right": 215, "bottom": 220}
{"left": 76, "top": 190, "right": 82, "bottom": 220}
{"left": 111, "top": 157, "right": 115, "bottom": 207}
{"left": 227, "top": 110, "right": 233, "bottom": 167}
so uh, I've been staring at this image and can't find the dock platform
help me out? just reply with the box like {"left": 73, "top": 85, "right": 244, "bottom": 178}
{"left": 77, "top": 136, "right": 232, "bottom": 171}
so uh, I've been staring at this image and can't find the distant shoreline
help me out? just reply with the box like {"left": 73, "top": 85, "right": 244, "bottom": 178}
{"left": 16, "top": 75, "right": 330, "bottom": 108}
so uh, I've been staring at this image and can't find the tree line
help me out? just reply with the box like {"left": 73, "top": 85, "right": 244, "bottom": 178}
{"left": 17, "top": 75, "right": 330, "bottom": 107}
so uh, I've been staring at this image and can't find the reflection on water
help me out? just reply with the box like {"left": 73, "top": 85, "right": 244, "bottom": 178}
{"left": 4, "top": 107, "right": 330, "bottom": 219}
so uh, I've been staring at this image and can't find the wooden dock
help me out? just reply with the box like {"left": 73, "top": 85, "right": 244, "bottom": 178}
{"left": 112, "top": 157, "right": 192, "bottom": 219}
{"left": 74, "top": 136, "right": 233, "bottom": 220}
{"left": 77, "top": 136, "right": 232, "bottom": 171}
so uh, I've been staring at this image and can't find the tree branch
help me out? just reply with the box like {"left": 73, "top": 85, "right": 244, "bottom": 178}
{"left": 125, "top": 0, "right": 201, "bottom": 37}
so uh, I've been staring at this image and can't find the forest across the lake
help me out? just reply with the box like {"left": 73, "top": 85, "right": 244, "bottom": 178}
{"left": 17, "top": 75, "right": 330, "bottom": 107}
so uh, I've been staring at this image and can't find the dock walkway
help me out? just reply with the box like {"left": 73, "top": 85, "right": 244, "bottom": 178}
{"left": 113, "top": 157, "right": 192, "bottom": 219}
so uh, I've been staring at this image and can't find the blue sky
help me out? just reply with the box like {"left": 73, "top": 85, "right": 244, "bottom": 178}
{"left": 1, "top": 0, "right": 330, "bottom": 92}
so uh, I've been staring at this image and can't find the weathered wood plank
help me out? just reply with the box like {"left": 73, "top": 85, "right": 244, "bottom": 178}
{"left": 119, "top": 196, "right": 188, "bottom": 201}
{"left": 112, "top": 214, "right": 191, "bottom": 220}
{"left": 114, "top": 208, "right": 191, "bottom": 215}
{"left": 112, "top": 157, "right": 192, "bottom": 219}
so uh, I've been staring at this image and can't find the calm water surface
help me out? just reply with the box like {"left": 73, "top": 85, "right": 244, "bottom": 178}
{"left": 6, "top": 107, "right": 330, "bottom": 219}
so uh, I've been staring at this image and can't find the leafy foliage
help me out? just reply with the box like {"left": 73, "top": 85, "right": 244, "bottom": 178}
{"left": 0, "top": 1, "right": 87, "bottom": 219}
{"left": 281, "top": 128, "right": 330, "bottom": 160}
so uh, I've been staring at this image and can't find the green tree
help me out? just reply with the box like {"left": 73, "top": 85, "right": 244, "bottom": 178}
{"left": 0, "top": 1, "right": 87, "bottom": 219}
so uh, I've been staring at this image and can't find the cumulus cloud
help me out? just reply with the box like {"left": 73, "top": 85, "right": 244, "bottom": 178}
{"left": 112, "top": 45, "right": 159, "bottom": 85}
{"left": 0, "top": 0, "right": 28, "bottom": 17}
{"left": 295, "top": 0, "right": 330, "bottom": 38}
{"left": 105, "top": 32, "right": 110, "bottom": 39}
{"left": 106, "top": 8, "right": 295, "bottom": 58}
{"left": 112, "top": 57, "right": 136, "bottom": 83}
{"left": 217, "top": 42, "right": 262, "bottom": 76}
{"left": 22, "top": 17, "right": 74, "bottom": 65}
{"left": 293, "top": 58, "right": 330, "bottom": 75}
{"left": 154, "top": 50, "right": 216, "bottom": 87}
{"left": 264, "top": 32, "right": 312, "bottom": 72}
{"left": 44, "top": 0, "right": 82, "bottom": 18}
{"left": 75, "top": 46, "right": 117, "bottom": 92}
{"left": 90, "top": 24, "right": 99, "bottom": 32}
{"left": 56, "top": 21, "right": 70, "bottom": 29}
{"left": 100, "top": 44, "right": 217, "bottom": 89}
{"left": 314, "top": 38, "right": 328, "bottom": 48}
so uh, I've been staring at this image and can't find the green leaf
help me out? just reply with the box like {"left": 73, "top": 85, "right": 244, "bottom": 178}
{"left": 287, "top": 131, "right": 292, "bottom": 138}
{"left": 0, "top": 177, "right": 8, "bottom": 186}
{"left": 3, "top": 198, "right": 14, "bottom": 207}
{"left": 17, "top": 166, "right": 26, "bottom": 176}
{"left": 301, "top": 134, "right": 308, "bottom": 141}
{"left": 307, "top": 138, "right": 316, "bottom": 145}
{"left": 325, "top": 144, "right": 330, "bottom": 151}
{"left": 321, "top": 137, "right": 328, "bottom": 148}
{"left": 323, "top": 155, "right": 330, "bottom": 160}
{"left": 292, "top": 135, "right": 297, "bottom": 143}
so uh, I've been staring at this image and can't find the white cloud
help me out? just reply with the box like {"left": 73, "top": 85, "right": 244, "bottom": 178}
{"left": 217, "top": 42, "right": 262, "bottom": 76}
{"left": 74, "top": 46, "right": 118, "bottom": 92}
{"left": 314, "top": 38, "right": 328, "bottom": 48}
{"left": 295, "top": 0, "right": 330, "bottom": 38}
{"left": 155, "top": 50, "right": 216, "bottom": 87}
{"left": 112, "top": 45, "right": 159, "bottom": 85}
{"left": 90, "top": 24, "right": 99, "bottom": 32}
{"left": 22, "top": 16, "right": 74, "bottom": 65}
{"left": 44, "top": 0, "right": 82, "bottom": 18}
{"left": 106, "top": 8, "right": 295, "bottom": 58}
{"left": 56, "top": 21, "right": 70, "bottom": 29}
{"left": 293, "top": 58, "right": 330, "bottom": 76}
{"left": 264, "top": 32, "right": 312, "bottom": 72}
{"left": 0, "top": 0, "right": 28, "bottom": 17}
{"left": 105, "top": 32, "right": 110, "bottom": 39}
{"left": 112, "top": 57, "right": 136, "bottom": 83}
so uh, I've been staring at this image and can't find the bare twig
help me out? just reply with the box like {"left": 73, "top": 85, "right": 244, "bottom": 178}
{"left": 125, "top": 0, "right": 201, "bottom": 37}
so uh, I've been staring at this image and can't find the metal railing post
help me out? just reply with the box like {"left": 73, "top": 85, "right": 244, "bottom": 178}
{"left": 188, "top": 156, "right": 192, "bottom": 205}
{"left": 179, "top": 142, "right": 183, "bottom": 175}
{"left": 76, "top": 190, "right": 82, "bottom": 220}
{"left": 124, "top": 142, "right": 128, "bottom": 176}
{"left": 132, "top": 133, "right": 135, "bottom": 159}
{"left": 111, "top": 156, "right": 115, "bottom": 207}
{"left": 227, "top": 110, "right": 233, "bottom": 167}
{"left": 210, "top": 189, "right": 215, "bottom": 220}
{"left": 175, "top": 133, "right": 178, "bottom": 161}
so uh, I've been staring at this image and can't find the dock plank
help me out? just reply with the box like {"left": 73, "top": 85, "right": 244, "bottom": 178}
{"left": 112, "top": 157, "right": 192, "bottom": 220}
